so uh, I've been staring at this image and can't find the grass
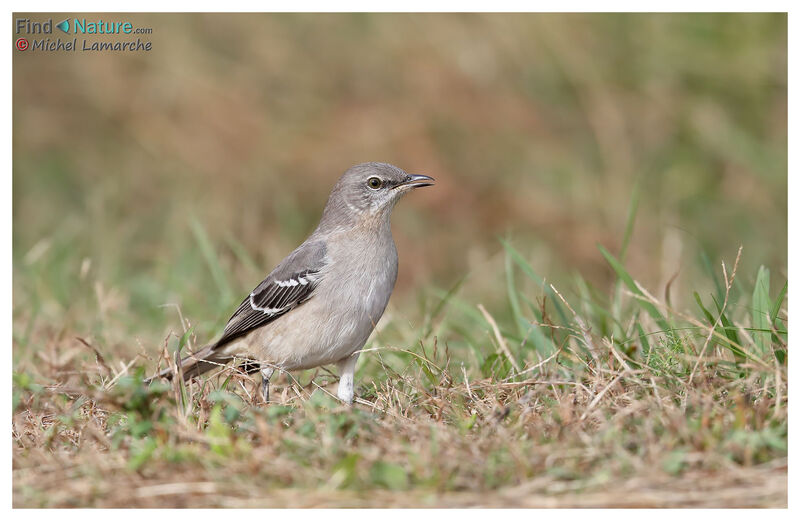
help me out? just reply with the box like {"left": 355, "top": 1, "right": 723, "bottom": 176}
{"left": 12, "top": 233, "right": 787, "bottom": 507}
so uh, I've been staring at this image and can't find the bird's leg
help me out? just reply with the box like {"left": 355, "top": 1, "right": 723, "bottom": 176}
{"left": 336, "top": 353, "right": 360, "bottom": 405}
{"left": 260, "top": 366, "right": 275, "bottom": 404}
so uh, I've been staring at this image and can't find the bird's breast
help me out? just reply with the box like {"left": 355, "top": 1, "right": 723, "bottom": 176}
{"left": 326, "top": 232, "right": 398, "bottom": 324}
{"left": 253, "top": 232, "right": 398, "bottom": 370}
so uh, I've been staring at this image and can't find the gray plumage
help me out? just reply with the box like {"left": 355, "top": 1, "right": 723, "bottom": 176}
{"left": 148, "top": 162, "right": 434, "bottom": 404}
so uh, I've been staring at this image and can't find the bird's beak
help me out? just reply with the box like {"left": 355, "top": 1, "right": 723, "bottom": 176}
{"left": 394, "top": 174, "right": 435, "bottom": 190}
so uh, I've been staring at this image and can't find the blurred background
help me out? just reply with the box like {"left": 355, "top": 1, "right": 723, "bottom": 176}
{"left": 13, "top": 13, "right": 786, "bottom": 356}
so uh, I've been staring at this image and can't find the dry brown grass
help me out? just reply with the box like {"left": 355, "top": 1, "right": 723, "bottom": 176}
{"left": 13, "top": 324, "right": 787, "bottom": 507}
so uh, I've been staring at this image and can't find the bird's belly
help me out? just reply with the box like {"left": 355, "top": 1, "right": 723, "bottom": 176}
{"left": 234, "top": 296, "right": 380, "bottom": 370}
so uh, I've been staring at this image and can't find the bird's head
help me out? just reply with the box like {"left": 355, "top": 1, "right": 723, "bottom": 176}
{"left": 321, "top": 162, "right": 434, "bottom": 228}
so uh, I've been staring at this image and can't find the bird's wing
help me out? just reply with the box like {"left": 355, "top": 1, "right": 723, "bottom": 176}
{"left": 213, "top": 240, "right": 327, "bottom": 348}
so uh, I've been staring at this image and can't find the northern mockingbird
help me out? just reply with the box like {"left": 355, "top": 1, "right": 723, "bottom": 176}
{"left": 148, "top": 162, "right": 434, "bottom": 405}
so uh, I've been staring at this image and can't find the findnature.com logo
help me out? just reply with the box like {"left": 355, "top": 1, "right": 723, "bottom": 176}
{"left": 15, "top": 16, "right": 154, "bottom": 52}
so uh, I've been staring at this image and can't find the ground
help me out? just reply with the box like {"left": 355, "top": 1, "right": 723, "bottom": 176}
{"left": 13, "top": 245, "right": 787, "bottom": 507}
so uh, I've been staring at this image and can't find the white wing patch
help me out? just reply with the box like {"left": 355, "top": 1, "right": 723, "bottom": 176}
{"left": 248, "top": 273, "right": 320, "bottom": 315}
{"left": 248, "top": 293, "right": 289, "bottom": 315}
{"left": 274, "top": 273, "right": 318, "bottom": 288}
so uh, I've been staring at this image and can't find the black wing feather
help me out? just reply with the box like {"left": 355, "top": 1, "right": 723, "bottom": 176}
{"left": 212, "top": 242, "right": 327, "bottom": 348}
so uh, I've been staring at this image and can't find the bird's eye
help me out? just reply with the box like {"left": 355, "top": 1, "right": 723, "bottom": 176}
{"left": 367, "top": 177, "right": 383, "bottom": 189}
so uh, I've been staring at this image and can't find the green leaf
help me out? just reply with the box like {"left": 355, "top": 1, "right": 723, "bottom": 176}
{"left": 266, "top": 405, "right": 294, "bottom": 420}
{"left": 331, "top": 454, "right": 360, "bottom": 489}
{"left": 307, "top": 389, "right": 341, "bottom": 410}
{"left": 174, "top": 326, "right": 194, "bottom": 355}
{"left": 130, "top": 419, "right": 153, "bottom": 438}
{"left": 752, "top": 266, "right": 772, "bottom": 355}
{"left": 127, "top": 438, "right": 158, "bottom": 471}
{"left": 459, "top": 412, "right": 478, "bottom": 434}
{"left": 370, "top": 461, "right": 408, "bottom": 490}
{"left": 662, "top": 450, "right": 687, "bottom": 476}
{"left": 207, "top": 405, "right": 233, "bottom": 456}
{"left": 209, "top": 390, "right": 244, "bottom": 424}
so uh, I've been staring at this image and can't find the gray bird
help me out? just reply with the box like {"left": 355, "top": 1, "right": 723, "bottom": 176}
{"left": 148, "top": 162, "right": 434, "bottom": 404}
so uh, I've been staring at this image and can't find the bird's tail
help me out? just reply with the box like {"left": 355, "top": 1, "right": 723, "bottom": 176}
{"left": 145, "top": 343, "right": 229, "bottom": 384}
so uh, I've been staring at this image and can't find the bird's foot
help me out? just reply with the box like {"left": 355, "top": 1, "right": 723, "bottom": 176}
{"left": 261, "top": 379, "right": 270, "bottom": 404}
{"left": 260, "top": 366, "right": 274, "bottom": 405}
{"left": 337, "top": 373, "right": 354, "bottom": 405}
{"left": 336, "top": 354, "right": 359, "bottom": 406}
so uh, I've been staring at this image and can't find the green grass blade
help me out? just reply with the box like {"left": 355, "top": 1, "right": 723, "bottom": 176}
{"left": 619, "top": 179, "right": 640, "bottom": 263}
{"left": 421, "top": 276, "right": 467, "bottom": 339}
{"left": 505, "top": 249, "right": 526, "bottom": 338}
{"left": 693, "top": 291, "right": 716, "bottom": 325}
{"left": 635, "top": 322, "right": 651, "bottom": 362}
{"left": 770, "top": 280, "right": 787, "bottom": 325}
{"left": 699, "top": 250, "right": 725, "bottom": 302}
{"left": 175, "top": 326, "right": 195, "bottom": 355}
{"left": 770, "top": 280, "right": 787, "bottom": 363}
{"left": 190, "top": 217, "right": 234, "bottom": 305}
{"left": 575, "top": 276, "right": 617, "bottom": 338}
{"left": 598, "top": 244, "right": 671, "bottom": 334}
{"left": 710, "top": 296, "right": 745, "bottom": 360}
{"left": 500, "top": 238, "right": 568, "bottom": 324}
{"left": 752, "top": 266, "right": 771, "bottom": 356}
{"left": 224, "top": 232, "right": 260, "bottom": 275}
{"left": 518, "top": 293, "right": 542, "bottom": 322}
